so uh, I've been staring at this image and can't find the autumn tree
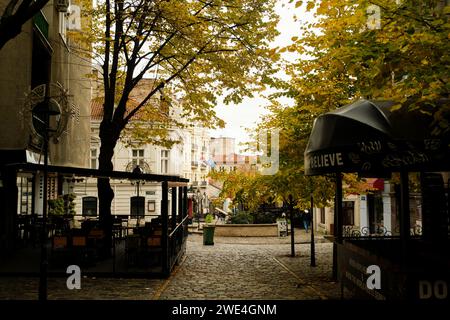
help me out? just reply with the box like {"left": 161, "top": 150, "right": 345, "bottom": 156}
{"left": 283, "top": 0, "right": 449, "bottom": 114}
{"left": 0, "top": 0, "right": 50, "bottom": 50}
{"left": 249, "top": 0, "right": 449, "bottom": 211}
{"left": 209, "top": 168, "right": 269, "bottom": 212}
{"left": 82, "top": 0, "right": 279, "bottom": 252}
{"left": 248, "top": 100, "right": 335, "bottom": 210}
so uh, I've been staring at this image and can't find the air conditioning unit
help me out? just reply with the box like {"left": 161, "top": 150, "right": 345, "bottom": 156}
{"left": 55, "top": 0, "right": 70, "bottom": 13}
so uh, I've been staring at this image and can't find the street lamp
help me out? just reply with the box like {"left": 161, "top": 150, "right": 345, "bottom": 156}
{"left": 196, "top": 189, "right": 202, "bottom": 228}
{"left": 288, "top": 194, "right": 295, "bottom": 257}
{"left": 309, "top": 179, "right": 316, "bottom": 267}
{"left": 32, "top": 89, "right": 61, "bottom": 301}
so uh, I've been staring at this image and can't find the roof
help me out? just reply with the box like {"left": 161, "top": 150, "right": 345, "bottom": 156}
{"left": 91, "top": 78, "right": 167, "bottom": 121}
{"left": 91, "top": 97, "right": 144, "bottom": 121}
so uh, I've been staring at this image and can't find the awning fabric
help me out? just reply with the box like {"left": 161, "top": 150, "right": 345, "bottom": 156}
{"left": 304, "top": 99, "right": 450, "bottom": 176}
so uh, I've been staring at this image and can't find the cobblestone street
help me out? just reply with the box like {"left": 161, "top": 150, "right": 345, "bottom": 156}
{"left": 0, "top": 230, "right": 340, "bottom": 300}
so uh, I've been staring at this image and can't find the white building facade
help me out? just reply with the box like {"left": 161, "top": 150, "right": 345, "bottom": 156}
{"left": 73, "top": 85, "right": 211, "bottom": 223}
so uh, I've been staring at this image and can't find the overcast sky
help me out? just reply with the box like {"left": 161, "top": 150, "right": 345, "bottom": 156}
{"left": 210, "top": 0, "right": 315, "bottom": 152}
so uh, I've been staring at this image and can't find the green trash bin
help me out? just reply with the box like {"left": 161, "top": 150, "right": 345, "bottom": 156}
{"left": 203, "top": 225, "right": 215, "bottom": 245}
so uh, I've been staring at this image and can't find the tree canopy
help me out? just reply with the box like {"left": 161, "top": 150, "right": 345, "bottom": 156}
{"left": 236, "top": 0, "right": 449, "bottom": 209}
{"left": 80, "top": 0, "right": 280, "bottom": 249}
{"left": 81, "top": 0, "right": 280, "bottom": 137}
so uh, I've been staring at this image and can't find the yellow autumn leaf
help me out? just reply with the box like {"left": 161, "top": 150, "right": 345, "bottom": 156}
{"left": 390, "top": 104, "right": 402, "bottom": 111}
{"left": 306, "top": 1, "right": 315, "bottom": 11}
{"left": 295, "top": 1, "right": 303, "bottom": 8}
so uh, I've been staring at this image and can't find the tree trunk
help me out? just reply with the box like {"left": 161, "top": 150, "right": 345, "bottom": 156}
{"left": 0, "top": 23, "right": 22, "bottom": 51}
{"left": 97, "top": 123, "right": 118, "bottom": 258}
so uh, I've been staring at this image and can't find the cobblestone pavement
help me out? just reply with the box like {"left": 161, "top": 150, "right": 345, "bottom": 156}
{"left": 159, "top": 234, "right": 340, "bottom": 300}
{"left": 0, "top": 277, "right": 165, "bottom": 300}
{"left": 0, "top": 231, "right": 340, "bottom": 300}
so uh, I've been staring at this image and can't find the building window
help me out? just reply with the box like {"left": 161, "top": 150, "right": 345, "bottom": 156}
{"left": 161, "top": 150, "right": 169, "bottom": 174}
{"left": 48, "top": 174, "right": 58, "bottom": 200}
{"left": 18, "top": 176, "right": 33, "bottom": 214}
{"left": 320, "top": 207, "right": 326, "bottom": 224}
{"left": 132, "top": 149, "right": 144, "bottom": 167}
{"left": 90, "top": 148, "right": 97, "bottom": 169}
{"left": 342, "top": 201, "right": 355, "bottom": 225}
{"left": 82, "top": 197, "right": 97, "bottom": 216}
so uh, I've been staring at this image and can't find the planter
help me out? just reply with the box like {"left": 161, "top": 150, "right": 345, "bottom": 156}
{"left": 214, "top": 224, "right": 278, "bottom": 237}
{"left": 203, "top": 225, "right": 215, "bottom": 245}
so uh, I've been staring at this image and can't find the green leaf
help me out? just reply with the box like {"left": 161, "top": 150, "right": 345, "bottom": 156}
{"left": 390, "top": 104, "right": 402, "bottom": 111}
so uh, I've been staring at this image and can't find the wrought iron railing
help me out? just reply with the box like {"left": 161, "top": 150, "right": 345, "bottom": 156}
{"left": 168, "top": 215, "right": 189, "bottom": 271}
{"left": 342, "top": 224, "right": 423, "bottom": 238}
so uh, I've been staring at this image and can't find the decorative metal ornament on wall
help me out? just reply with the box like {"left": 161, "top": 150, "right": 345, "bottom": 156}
{"left": 21, "top": 83, "right": 78, "bottom": 146}
{"left": 125, "top": 160, "right": 152, "bottom": 174}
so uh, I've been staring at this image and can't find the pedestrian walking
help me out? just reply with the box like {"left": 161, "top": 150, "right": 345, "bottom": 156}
{"left": 302, "top": 210, "right": 311, "bottom": 233}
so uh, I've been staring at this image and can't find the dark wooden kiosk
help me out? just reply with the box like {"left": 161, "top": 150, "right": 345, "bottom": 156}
{"left": 304, "top": 99, "right": 450, "bottom": 300}
{"left": 0, "top": 163, "right": 189, "bottom": 278}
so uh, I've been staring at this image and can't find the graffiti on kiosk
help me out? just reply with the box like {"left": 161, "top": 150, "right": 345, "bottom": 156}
{"left": 382, "top": 151, "right": 429, "bottom": 168}
{"left": 357, "top": 141, "right": 382, "bottom": 154}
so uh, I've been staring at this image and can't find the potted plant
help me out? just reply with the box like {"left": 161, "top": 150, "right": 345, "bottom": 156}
{"left": 48, "top": 193, "right": 77, "bottom": 233}
{"left": 203, "top": 213, "right": 215, "bottom": 245}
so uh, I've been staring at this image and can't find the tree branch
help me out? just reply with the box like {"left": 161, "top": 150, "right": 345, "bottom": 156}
{"left": 0, "top": 0, "right": 50, "bottom": 50}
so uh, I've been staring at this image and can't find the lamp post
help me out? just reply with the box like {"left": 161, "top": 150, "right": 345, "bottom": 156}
{"left": 196, "top": 189, "right": 202, "bottom": 228}
{"left": 132, "top": 165, "right": 143, "bottom": 227}
{"left": 288, "top": 194, "right": 295, "bottom": 257}
{"left": 32, "top": 88, "right": 61, "bottom": 301}
{"left": 310, "top": 194, "right": 316, "bottom": 267}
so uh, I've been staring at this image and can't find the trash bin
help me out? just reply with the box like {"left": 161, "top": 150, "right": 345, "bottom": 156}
{"left": 203, "top": 225, "right": 215, "bottom": 245}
